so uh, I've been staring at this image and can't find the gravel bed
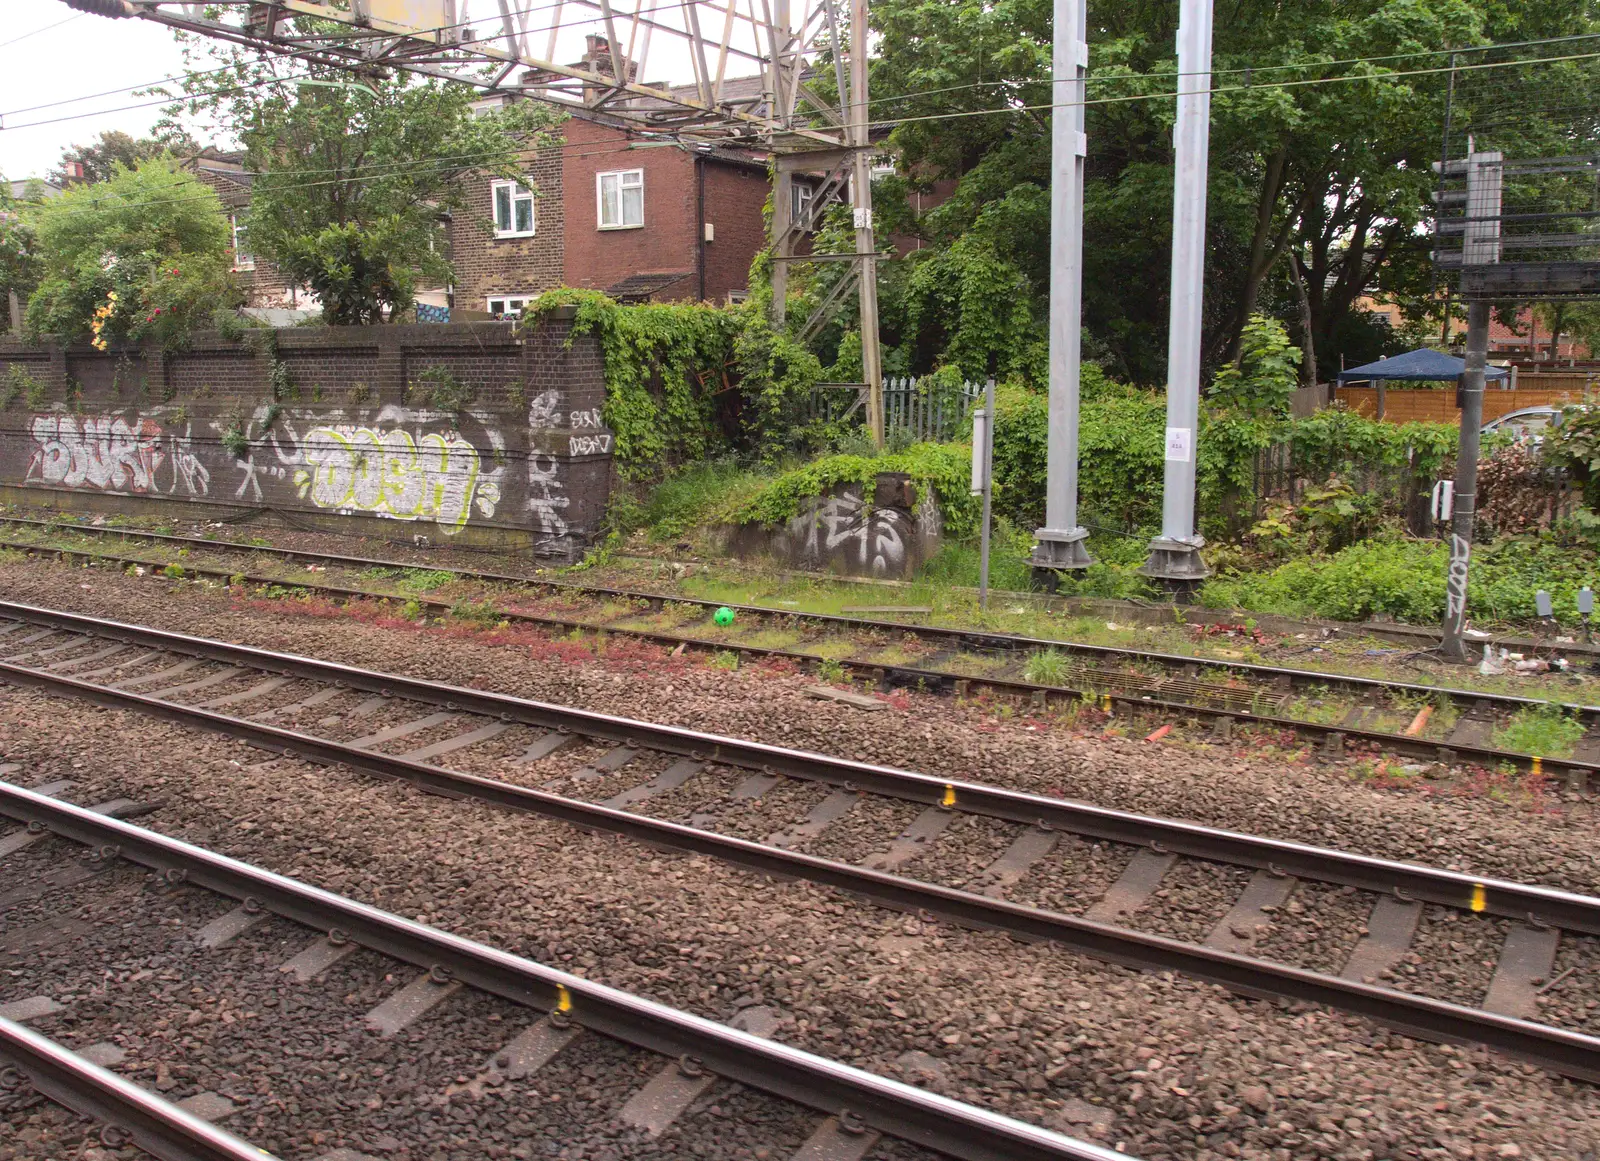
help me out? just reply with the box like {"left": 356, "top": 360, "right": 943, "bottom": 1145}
{"left": 10, "top": 559, "right": 1598, "bottom": 911}
{"left": 623, "top": 766, "right": 747, "bottom": 824}
{"left": 1539, "top": 934, "right": 1600, "bottom": 1036}
{"left": 1246, "top": 883, "right": 1372, "bottom": 975}
{"left": 3, "top": 686, "right": 1599, "bottom": 1158}
{"left": 0, "top": 807, "right": 922, "bottom": 1161}
{"left": 6, "top": 564, "right": 1600, "bottom": 1156}
{"left": 1392, "top": 907, "right": 1509, "bottom": 1007}
{"left": 1003, "top": 838, "right": 1130, "bottom": 915}
{"left": 895, "top": 814, "right": 1019, "bottom": 890}
{"left": 799, "top": 796, "right": 926, "bottom": 864}
{"left": 1120, "top": 859, "right": 1255, "bottom": 944}
{"left": 696, "top": 778, "right": 835, "bottom": 844}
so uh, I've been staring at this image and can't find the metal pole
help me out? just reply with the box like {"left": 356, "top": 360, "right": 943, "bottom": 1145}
{"left": 1442, "top": 149, "right": 1501, "bottom": 661}
{"left": 848, "top": 0, "right": 884, "bottom": 447}
{"left": 1029, "top": 0, "right": 1093, "bottom": 576}
{"left": 980, "top": 377, "right": 995, "bottom": 609}
{"left": 1142, "top": 0, "right": 1214, "bottom": 588}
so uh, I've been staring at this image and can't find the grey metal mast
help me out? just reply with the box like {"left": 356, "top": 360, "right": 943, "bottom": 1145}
{"left": 1142, "top": 0, "right": 1214, "bottom": 586}
{"left": 1030, "top": 0, "right": 1094, "bottom": 575}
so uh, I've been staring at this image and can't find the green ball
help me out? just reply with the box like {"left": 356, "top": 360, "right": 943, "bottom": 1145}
{"left": 713, "top": 606, "right": 736, "bottom": 627}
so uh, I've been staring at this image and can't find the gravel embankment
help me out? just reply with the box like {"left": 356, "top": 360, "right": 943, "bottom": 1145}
{"left": 1, "top": 558, "right": 1599, "bottom": 1157}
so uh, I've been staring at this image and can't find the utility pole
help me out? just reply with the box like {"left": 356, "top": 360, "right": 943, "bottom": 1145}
{"left": 848, "top": 0, "right": 884, "bottom": 446}
{"left": 1029, "top": 0, "right": 1093, "bottom": 577}
{"left": 1440, "top": 149, "right": 1502, "bottom": 660}
{"left": 1142, "top": 0, "right": 1215, "bottom": 589}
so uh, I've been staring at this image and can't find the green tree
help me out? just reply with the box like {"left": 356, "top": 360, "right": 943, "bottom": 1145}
{"left": 24, "top": 160, "right": 238, "bottom": 348}
{"left": 864, "top": 0, "right": 1600, "bottom": 384}
{"left": 49, "top": 130, "right": 196, "bottom": 187}
{"left": 1208, "top": 314, "right": 1300, "bottom": 417}
{"left": 156, "top": 29, "right": 557, "bottom": 325}
{"left": 0, "top": 180, "right": 41, "bottom": 320}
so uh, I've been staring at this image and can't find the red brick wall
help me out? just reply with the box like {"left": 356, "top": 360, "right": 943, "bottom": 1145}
{"left": 447, "top": 140, "right": 565, "bottom": 311}
{"left": 561, "top": 117, "right": 698, "bottom": 296}
{"left": 700, "top": 161, "right": 768, "bottom": 302}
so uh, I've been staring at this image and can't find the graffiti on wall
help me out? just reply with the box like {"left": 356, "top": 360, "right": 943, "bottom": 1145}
{"left": 788, "top": 488, "right": 909, "bottom": 577}
{"left": 229, "top": 405, "right": 504, "bottom": 534}
{"left": 294, "top": 425, "right": 500, "bottom": 529}
{"left": 24, "top": 411, "right": 211, "bottom": 497}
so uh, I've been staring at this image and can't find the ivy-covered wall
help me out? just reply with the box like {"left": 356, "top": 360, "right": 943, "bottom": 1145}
{"left": 0, "top": 311, "right": 613, "bottom": 559}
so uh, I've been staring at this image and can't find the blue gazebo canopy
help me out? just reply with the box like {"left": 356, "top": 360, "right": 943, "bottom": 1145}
{"left": 1336, "top": 348, "right": 1510, "bottom": 385}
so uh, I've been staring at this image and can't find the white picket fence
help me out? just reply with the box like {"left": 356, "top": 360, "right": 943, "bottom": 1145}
{"left": 809, "top": 376, "right": 983, "bottom": 442}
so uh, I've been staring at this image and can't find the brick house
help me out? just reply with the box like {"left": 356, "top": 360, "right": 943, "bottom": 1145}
{"left": 449, "top": 93, "right": 772, "bottom": 315}
{"left": 182, "top": 151, "right": 300, "bottom": 308}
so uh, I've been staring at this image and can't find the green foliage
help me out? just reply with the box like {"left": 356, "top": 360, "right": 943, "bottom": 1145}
{"left": 0, "top": 184, "right": 40, "bottom": 309}
{"left": 1294, "top": 476, "right": 1383, "bottom": 552}
{"left": 733, "top": 442, "right": 980, "bottom": 539}
{"left": 900, "top": 235, "right": 1043, "bottom": 381}
{"left": 1200, "top": 533, "right": 1600, "bottom": 627}
{"left": 1209, "top": 315, "right": 1300, "bottom": 417}
{"left": 24, "top": 160, "right": 239, "bottom": 348}
{"left": 635, "top": 460, "right": 768, "bottom": 542}
{"left": 413, "top": 365, "right": 475, "bottom": 415}
{"left": 1543, "top": 404, "right": 1600, "bottom": 507}
{"left": 221, "top": 423, "right": 249, "bottom": 460}
{"left": 709, "top": 649, "right": 741, "bottom": 671}
{"left": 1494, "top": 703, "right": 1586, "bottom": 758}
{"left": 176, "top": 47, "right": 558, "bottom": 326}
{"left": 529, "top": 289, "right": 823, "bottom": 478}
{"left": 1024, "top": 649, "right": 1069, "bottom": 685}
{"left": 1, "top": 364, "right": 43, "bottom": 410}
{"left": 51, "top": 130, "right": 192, "bottom": 187}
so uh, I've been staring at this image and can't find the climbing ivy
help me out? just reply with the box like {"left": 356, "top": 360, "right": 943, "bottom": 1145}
{"left": 525, "top": 289, "right": 822, "bottom": 479}
{"left": 730, "top": 443, "right": 980, "bottom": 539}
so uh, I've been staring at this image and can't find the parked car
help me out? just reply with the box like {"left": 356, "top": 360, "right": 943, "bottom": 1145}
{"left": 1481, "top": 405, "right": 1561, "bottom": 441}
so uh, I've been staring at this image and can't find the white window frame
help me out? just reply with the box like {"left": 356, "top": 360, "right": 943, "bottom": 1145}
{"left": 791, "top": 182, "right": 815, "bottom": 230}
{"left": 231, "top": 213, "right": 254, "bottom": 271}
{"left": 491, "top": 179, "right": 537, "bottom": 238}
{"left": 487, "top": 294, "right": 537, "bottom": 319}
{"left": 596, "top": 168, "right": 645, "bottom": 230}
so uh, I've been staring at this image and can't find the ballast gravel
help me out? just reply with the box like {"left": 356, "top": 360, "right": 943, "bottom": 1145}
{"left": 0, "top": 562, "right": 1599, "bottom": 1158}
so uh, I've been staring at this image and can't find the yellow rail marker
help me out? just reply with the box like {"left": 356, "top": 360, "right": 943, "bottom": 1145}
{"left": 1471, "top": 884, "right": 1487, "bottom": 912}
{"left": 941, "top": 784, "right": 956, "bottom": 807}
{"left": 1532, "top": 756, "right": 1543, "bottom": 777}
{"left": 556, "top": 984, "right": 573, "bottom": 1012}
{"left": 1101, "top": 693, "right": 1112, "bottom": 714}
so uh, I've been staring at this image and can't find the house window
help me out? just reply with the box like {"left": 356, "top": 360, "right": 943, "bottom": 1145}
{"left": 492, "top": 179, "right": 536, "bottom": 237}
{"left": 231, "top": 214, "right": 254, "bottom": 271}
{"left": 487, "top": 294, "right": 536, "bottom": 319}
{"left": 791, "top": 182, "right": 815, "bottom": 230}
{"left": 871, "top": 152, "right": 897, "bottom": 177}
{"left": 596, "top": 169, "right": 644, "bottom": 229}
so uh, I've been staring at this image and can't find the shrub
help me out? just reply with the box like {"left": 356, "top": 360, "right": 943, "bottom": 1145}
{"left": 1209, "top": 314, "right": 1300, "bottom": 417}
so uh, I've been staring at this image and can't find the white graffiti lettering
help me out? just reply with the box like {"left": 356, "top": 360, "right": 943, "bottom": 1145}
{"left": 292, "top": 425, "right": 500, "bottom": 532}
{"left": 527, "top": 390, "right": 562, "bottom": 429}
{"left": 570, "top": 408, "right": 604, "bottom": 429}
{"left": 26, "top": 413, "right": 164, "bottom": 493}
{"left": 1446, "top": 531, "right": 1471, "bottom": 624}
{"left": 569, "top": 434, "right": 613, "bottom": 456}
{"left": 788, "top": 488, "right": 909, "bottom": 577}
{"left": 526, "top": 452, "right": 569, "bottom": 536}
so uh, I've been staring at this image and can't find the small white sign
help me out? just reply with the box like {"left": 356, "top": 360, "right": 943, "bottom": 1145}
{"left": 853, "top": 207, "right": 873, "bottom": 230}
{"left": 1164, "top": 426, "right": 1192, "bottom": 463}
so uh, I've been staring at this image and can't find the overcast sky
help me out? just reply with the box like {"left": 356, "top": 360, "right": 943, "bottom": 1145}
{"left": 0, "top": 1, "right": 759, "bottom": 184}
{"left": 1, "top": 0, "right": 194, "bottom": 181}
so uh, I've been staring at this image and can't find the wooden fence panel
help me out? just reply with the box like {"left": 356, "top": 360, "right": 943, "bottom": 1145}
{"left": 1334, "top": 382, "right": 1599, "bottom": 424}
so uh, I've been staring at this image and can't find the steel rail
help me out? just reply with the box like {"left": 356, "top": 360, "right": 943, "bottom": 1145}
{"left": 4, "top": 665, "right": 1600, "bottom": 1085}
{"left": 1, "top": 600, "right": 1597, "bottom": 936}
{"left": 3, "top": 514, "right": 1588, "bottom": 718}
{"left": 0, "top": 783, "right": 1124, "bottom": 1161}
{"left": 0, "top": 1015, "right": 277, "bottom": 1161}
{"left": 0, "top": 546, "right": 1587, "bottom": 783}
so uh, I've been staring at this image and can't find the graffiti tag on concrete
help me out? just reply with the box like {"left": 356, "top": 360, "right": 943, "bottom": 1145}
{"left": 25, "top": 411, "right": 211, "bottom": 497}
{"left": 292, "top": 425, "right": 500, "bottom": 530}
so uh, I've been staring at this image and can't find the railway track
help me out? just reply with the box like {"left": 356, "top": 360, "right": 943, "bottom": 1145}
{"left": 2, "top": 600, "right": 1599, "bottom": 1087}
{"left": 2, "top": 515, "right": 1599, "bottom": 785}
{"left": 0, "top": 782, "right": 1121, "bottom": 1161}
